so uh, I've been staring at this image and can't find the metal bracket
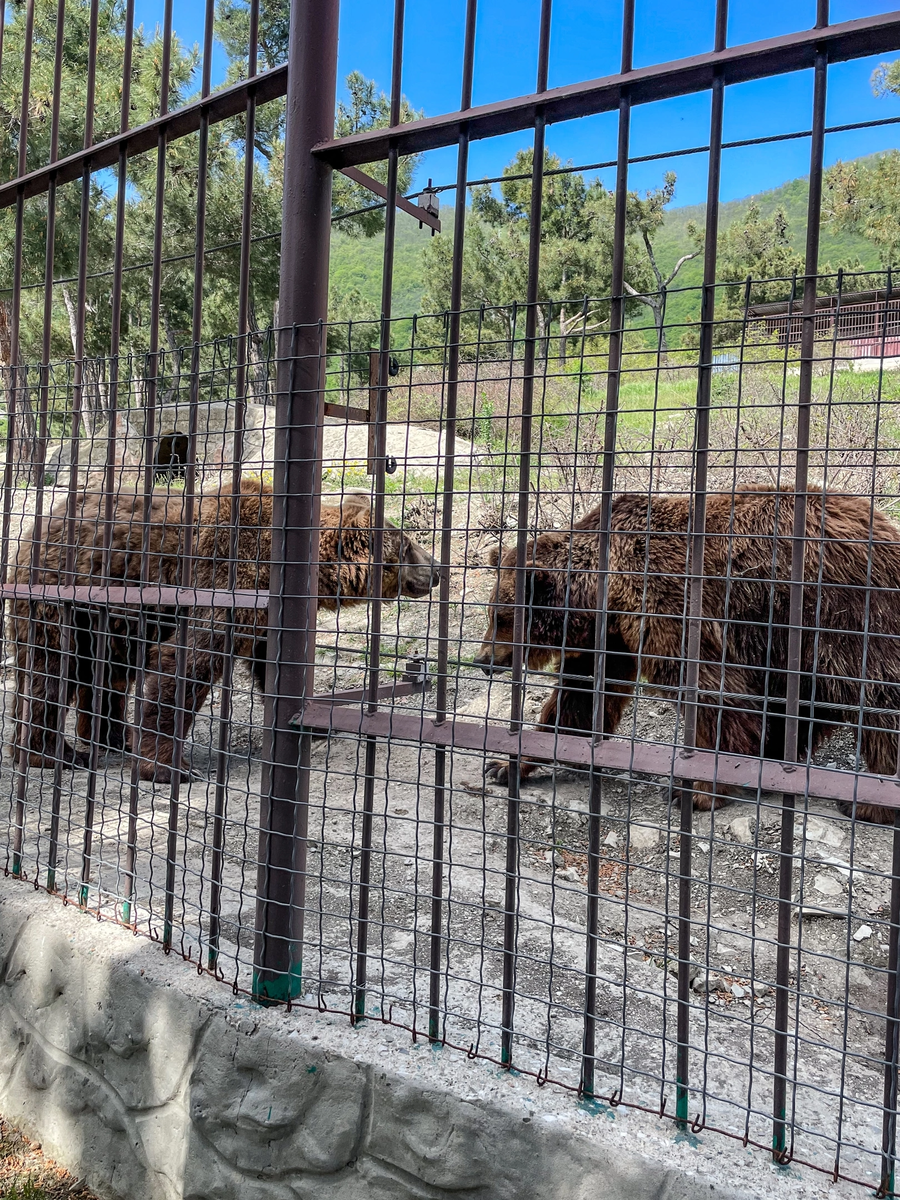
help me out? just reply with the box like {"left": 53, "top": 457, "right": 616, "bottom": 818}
{"left": 338, "top": 166, "right": 441, "bottom": 234}
{"left": 291, "top": 656, "right": 431, "bottom": 727}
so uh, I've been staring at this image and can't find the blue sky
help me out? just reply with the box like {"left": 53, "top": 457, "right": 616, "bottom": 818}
{"left": 135, "top": 0, "right": 900, "bottom": 209}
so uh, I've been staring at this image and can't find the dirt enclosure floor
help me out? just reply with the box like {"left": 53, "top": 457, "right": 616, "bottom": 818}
{"left": 0, "top": 498, "right": 898, "bottom": 1194}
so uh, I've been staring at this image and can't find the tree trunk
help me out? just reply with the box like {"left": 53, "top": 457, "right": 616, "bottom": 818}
{"left": 0, "top": 299, "right": 37, "bottom": 475}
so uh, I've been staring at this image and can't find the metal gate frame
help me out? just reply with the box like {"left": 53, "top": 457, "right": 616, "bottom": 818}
{"left": 276, "top": 0, "right": 900, "bottom": 1182}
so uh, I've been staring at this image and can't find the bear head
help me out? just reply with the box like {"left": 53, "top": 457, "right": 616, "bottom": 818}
{"left": 318, "top": 493, "right": 440, "bottom": 609}
{"left": 473, "top": 538, "right": 597, "bottom": 674}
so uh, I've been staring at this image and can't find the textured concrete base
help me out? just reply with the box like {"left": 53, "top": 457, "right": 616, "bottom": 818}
{"left": 0, "top": 875, "right": 845, "bottom": 1200}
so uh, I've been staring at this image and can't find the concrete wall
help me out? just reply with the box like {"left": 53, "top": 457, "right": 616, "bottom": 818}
{"left": 0, "top": 875, "right": 837, "bottom": 1200}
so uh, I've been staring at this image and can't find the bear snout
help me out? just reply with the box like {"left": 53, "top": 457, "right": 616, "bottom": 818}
{"left": 473, "top": 646, "right": 510, "bottom": 675}
{"left": 398, "top": 542, "right": 441, "bottom": 597}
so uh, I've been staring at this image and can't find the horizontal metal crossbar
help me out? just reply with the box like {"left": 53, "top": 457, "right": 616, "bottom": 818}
{"left": 296, "top": 702, "right": 900, "bottom": 812}
{"left": 313, "top": 12, "right": 900, "bottom": 169}
{"left": 0, "top": 583, "right": 269, "bottom": 608}
{"left": 0, "top": 66, "right": 288, "bottom": 209}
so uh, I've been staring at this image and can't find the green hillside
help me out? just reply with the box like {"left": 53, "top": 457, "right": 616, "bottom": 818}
{"left": 655, "top": 176, "right": 882, "bottom": 334}
{"left": 329, "top": 210, "right": 437, "bottom": 316}
{"left": 328, "top": 162, "right": 888, "bottom": 331}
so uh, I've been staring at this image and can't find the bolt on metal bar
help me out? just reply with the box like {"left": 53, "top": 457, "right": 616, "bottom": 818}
{"left": 339, "top": 166, "right": 441, "bottom": 231}
{"left": 581, "top": 0, "right": 635, "bottom": 1103}
{"left": 430, "top": 0, "right": 478, "bottom": 1045}
{"left": 773, "top": 39, "right": 829, "bottom": 1165}
{"left": 253, "top": 0, "right": 339, "bottom": 1006}
{"left": 354, "top": 0, "right": 406, "bottom": 1025}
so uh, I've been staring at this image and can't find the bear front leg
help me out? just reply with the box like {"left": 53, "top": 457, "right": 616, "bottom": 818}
{"left": 137, "top": 632, "right": 224, "bottom": 783}
{"left": 77, "top": 668, "right": 131, "bottom": 752}
{"left": 485, "top": 641, "right": 637, "bottom": 785}
{"left": 691, "top": 664, "right": 765, "bottom": 812}
{"left": 14, "top": 638, "right": 89, "bottom": 770}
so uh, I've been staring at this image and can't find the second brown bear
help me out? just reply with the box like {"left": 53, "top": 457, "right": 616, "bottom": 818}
{"left": 474, "top": 484, "right": 900, "bottom": 824}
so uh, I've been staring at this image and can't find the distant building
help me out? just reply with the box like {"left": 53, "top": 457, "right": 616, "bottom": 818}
{"left": 748, "top": 288, "right": 900, "bottom": 361}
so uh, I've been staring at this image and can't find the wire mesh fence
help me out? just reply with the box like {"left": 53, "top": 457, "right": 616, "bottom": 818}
{"left": 5, "top": 0, "right": 900, "bottom": 1194}
{"left": 2, "top": 291, "right": 900, "bottom": 1193}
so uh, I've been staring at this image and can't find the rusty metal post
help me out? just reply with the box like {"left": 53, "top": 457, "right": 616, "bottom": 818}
{"left": 252, "top": 0, "right": 338, "bottom": 1005}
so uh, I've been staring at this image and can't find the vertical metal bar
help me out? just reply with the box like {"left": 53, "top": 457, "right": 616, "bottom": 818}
{"left": 34, "top": 48, "right": 67, "bottom": 885}
{"left": 123, "top": 0, "right": 174, "bottom": 920}
{"left": 253, "top": 0, "right": 339, "bottom": 1005}
{"left": 21, "top": 0, "right": 65, "bottom": 890}
{"left": 65, "top": 0, "right": 102, "bottom": 908}
{"left": 502, "top": 0, "right": 553, "bottom": 1070}
{"left": 5, "top": 0, "right": 36, "bottom": 879}
{"left": 773, "top": 36, "right": 828, "bottom": 1164}
{"left": 881, "top": 815, "right": 900, "bottom": 1197}
{"left": 105, "top": 0, "right": 136, "bottom": 907}
{"left": 209, "top": 0, "right": 257, "bottom": 969}
{"left": 111, "top": 0, "right": 141, "bottom": 921}
{"left": 354, "top": 0, "right": 405, "bottom": 1023}
{"left": 429, "top": 0, "right": 477, "bottom": 1045}
{"left": 0, "top": 0, "right": 36, "bottom": 588}
{"left": 672, "top": 0, "right": 727, "bottom": 1128}
{"left": 581, "top": 0, "right": 634, "bottom": 1100}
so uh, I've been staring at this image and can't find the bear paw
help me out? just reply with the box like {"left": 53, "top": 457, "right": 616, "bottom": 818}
{"left": 137, "top": 757, "right": 191, "bottom": 785}
{"left": 484, "top": 758, "right": 543, "bottom": 786}
{"left": 691, "top": 782, "right": 738, "bottom": 811}
{"left": 25, "top": 741, "right": 90, "bottom": 771}
{"left": 485, "top": 758, "right": 511, "bottom": 785}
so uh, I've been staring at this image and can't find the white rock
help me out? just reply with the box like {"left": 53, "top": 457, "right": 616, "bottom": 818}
{"left": 629, "top": 825, "right": 659, "bottom": 851}
{"left": 729, "top": 816, "right": 755, "bottom": 844}
{"left": 853, "top": 924, "right": 873, "bottom": 942}
{"left": 752, "top": 981, "right": 772, "bottom": 998}
{"left": 731, "top": 984, "right": 746, "bottom": 999}
{"left": 813, "top": 873, "right": 844, "bottom": 897}
{"left": 603, "top": 830, "right": 619, "bottom": 847}
{"left": 802, "top": 818, "right": 846, "bottom": 850}
{"left": 557, "top": 866, "right": 580, "bottom": 883}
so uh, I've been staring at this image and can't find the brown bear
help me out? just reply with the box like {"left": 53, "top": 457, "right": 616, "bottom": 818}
{"left": 10, "top": 479, "right": 439, "bottom": 779}
{"left": 473, "top": 484, "right": 900, "bottom": 824}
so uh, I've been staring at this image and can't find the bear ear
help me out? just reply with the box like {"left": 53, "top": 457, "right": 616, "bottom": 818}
{"left": 337, "top": 492, "right": 372, "bottom": 528}
{"left": 340, "top": 491, "right": 371, "bottom": 509}
{"left": 487, "top": 544, "right": 501, "bottom": 567}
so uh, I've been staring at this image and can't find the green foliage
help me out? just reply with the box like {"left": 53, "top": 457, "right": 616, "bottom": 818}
{"left": 0, "top": 0, "right": 408, "bottom": 372}
{"left": 872, "top": 58, "right": 900, "bottom": 99}
{"left": 0, "top": 1180, "right": 52, "bottom": 1199}
{"left": 824, "top": 152, "right": 900, "bottom": 267}
{"left": 715, "top": 202, "right": 803, "bottom": 316}
{"left": 331, "top": 72, "right": 423, "bottom": 236}
{"left": 422, "top": 148, "right": 655, "bottom": 353}
{"left": 623, "top": 171, "right": 704, "bottom": 349}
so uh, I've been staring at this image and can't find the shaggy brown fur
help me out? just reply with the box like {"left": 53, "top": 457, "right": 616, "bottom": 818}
{"left": 10, "top": 480, "right": 439, "bottom": 779}
{"left": 474, "top": 485, "right": 900, "bottom": 824}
